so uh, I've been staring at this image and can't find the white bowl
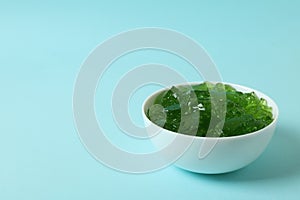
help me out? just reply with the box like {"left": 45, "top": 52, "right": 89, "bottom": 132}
{"left": 142, "top": 82, "right": 279, "bottom": 174}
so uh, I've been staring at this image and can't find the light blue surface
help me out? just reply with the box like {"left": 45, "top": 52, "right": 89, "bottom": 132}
{"left": 1, "top": 0, "right": 300, "bottom": 199}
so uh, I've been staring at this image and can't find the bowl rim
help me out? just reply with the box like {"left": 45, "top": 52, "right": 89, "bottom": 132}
{"left": 142, "top": 81, "right": 279, "bottom": 140}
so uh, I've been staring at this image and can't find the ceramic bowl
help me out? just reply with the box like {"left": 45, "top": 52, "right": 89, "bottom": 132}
{"left": 142, "top": 82, "right": 279, "bottom": 174}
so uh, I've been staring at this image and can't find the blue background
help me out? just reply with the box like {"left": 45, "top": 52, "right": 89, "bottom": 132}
{"left": 1, "top": 0, "right": 300, "bottom": 199}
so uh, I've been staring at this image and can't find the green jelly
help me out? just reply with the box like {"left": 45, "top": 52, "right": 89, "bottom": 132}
{"left": 146, "top": 82, "right": 274, "bottom": 137}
